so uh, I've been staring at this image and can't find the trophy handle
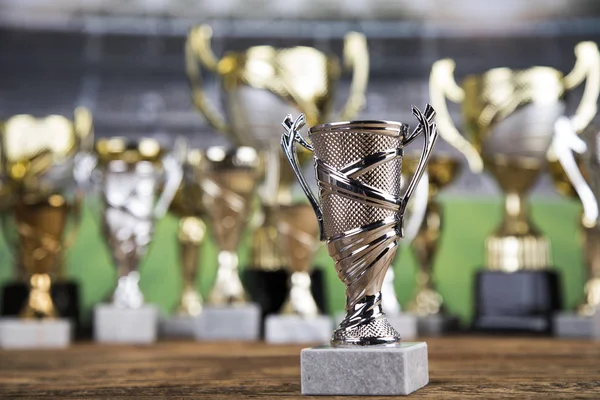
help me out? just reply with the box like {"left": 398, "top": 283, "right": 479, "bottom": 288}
{"left": 553, "top": 116, "right": 598, "bottom": 227}
{"left": 403, "top": 171, "right": 429, "bottom": 242}
{"left": 154, "top": 140, "right": 184, "bottom": 218}
{"left": 429, "top": 59, "right": 483, "bottom": 173}
{"left": 400, "top": 105, "right": 439, "bottom": 215}
{"left": 564, "top": 42, "right": 600, "bottom": 133}
{"left": 281, "top": 113, "right": 325, "bottom": 240}
{"left": 339, "top": 32, "right": 369, "bottom": 121}
{"left": 185, "top": 25, "right": 229, "bottom": 133}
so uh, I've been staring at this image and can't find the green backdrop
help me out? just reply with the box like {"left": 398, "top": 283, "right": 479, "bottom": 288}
{"left": 0, "top": 195, "right": 584, "bottom": 325}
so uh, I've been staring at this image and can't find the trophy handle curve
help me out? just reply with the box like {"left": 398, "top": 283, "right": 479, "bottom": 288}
{"left": 186, "top": 25, "right": 229, "bottom": 133}
{"left": 400, "top": 104, "right": 438, "bottom": 217}
{"left": 339, "top": 32, "right": 369, "bottom": 121}
{"left": 403, "top": 171, "right": 429, "bottom": 243}
{"left": 154, "top": 139, "right": 184, "bottom": 218}
{"left": 281, "top": 113, "right": 325, "bottom": 240}
{"left": 553, "top": 116, "right": 598, "bottom": 227}
{"left": 429, "top": 59, "right": 483, "bottom": 173}
{"left": 564, "top": 41, "right": 600, "bottom": 134}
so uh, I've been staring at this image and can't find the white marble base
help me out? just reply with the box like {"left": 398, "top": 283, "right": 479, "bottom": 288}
{"left": 0, "top": 318, "right": 72, "bottom": 349}
{"left": 301, "top": 342, "right": 429, "bottom": 395}
{"left": 554, "top": 312, "right": 600, "bottom": 339}
{"left": 265, "top": 315, "right": 333, "bottom": 344}
{"left": 195, "top": 303, "right": 260, "bottom": 341}
{"left": 94, "top": 304, "right": 158, "bottom": 344}
{"left": 159, "top": 315, "right": 198, "bottom": 338}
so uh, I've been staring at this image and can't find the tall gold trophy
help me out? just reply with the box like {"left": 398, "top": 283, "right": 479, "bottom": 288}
{"left": 162, "top": 145, "right": 207, "bottom": 337}
{"left": 552, "top": 119, "right": 600, "bottom": 338}
{"left": 0, "top": 108, "right": 92, "bottom": 348}
{"left": 430, "top": 41, "right": 600, "bottom": 333}
{"left": 185, "top": 25, "right": 369, "bottom": 314}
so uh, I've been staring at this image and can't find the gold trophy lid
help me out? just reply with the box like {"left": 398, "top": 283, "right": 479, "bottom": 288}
{"left": 95, "top": 137, "right": 164, "bottom": 164}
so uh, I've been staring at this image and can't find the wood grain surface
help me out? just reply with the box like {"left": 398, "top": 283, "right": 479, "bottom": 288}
{"left": 0, "top": 336, "right": 599, "bottom": 399}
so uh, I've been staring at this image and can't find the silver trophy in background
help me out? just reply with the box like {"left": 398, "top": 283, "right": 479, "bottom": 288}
{"left": 552, "top": 117, "right": 600, "bottom": 338}
{"left": 284, "top": 105, "right": 438, "bottom": 395}
{"left": 77, "top": 137, "right": 182, "bottom": 344}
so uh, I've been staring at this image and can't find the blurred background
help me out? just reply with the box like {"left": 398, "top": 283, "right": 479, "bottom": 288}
{"left": 0, "top": 0, "right": 598, "bottom": 326}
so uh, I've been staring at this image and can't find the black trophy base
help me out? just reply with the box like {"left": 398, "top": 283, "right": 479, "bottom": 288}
{"left": 242, "top": 268, "right": 327, "bottom": 321}
{"left": 1, "top": 281, "right": 81, "bottom": 335}
{"left": 473, "top": 269, "right": 561, "bottom": 334}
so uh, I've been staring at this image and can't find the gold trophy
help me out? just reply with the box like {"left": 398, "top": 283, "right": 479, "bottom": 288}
{"left": 552, "top": 119, "right": 600, "bottom": 337}
{"left": 195, "top": 146, "right": 262, "bottom": 341}
{"left": 185, "top": 25, "right": 369, "bottom": 285}
{"left": 405, "top": 155, "right": 461, "bottom": 335}
{"left": 0, "top": 108, "right": 93, "bottom": 348}
{"left": 430, "top": 41, "right": 600, "bottom": 332}
{"left": 162, "top": 146, "right": 207, "bottom": 337}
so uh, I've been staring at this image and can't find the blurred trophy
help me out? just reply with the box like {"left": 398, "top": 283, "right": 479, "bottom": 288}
{"left": 78, "top": 137, "right": 182, "bottom": 344}
{"left": 0, "top": 108, "right": 92, "bottom": 348}
{"left": 283, "top": 105, "right": 437, "bottom": 395}
{"left": 161, "top": 145, "right": 207, "bottom": 338}
{"left": 430, "top": 41, "right": 600, "bottom": 333}
{"left": 194, "top": 146, "right": 262, "bottom": 341}
{"left": 264, "top": 203, "right": 333, "bottom": 343}
{"left": 405, "top": 155, "right": 462, "bottom": 335}
{"left": 552, "top": 118, "right": 600, "bottom": 338}
{"left": 379, "top": 168, "right": 430, "bottom": 340}
{"left": 185, "top": 25, "right": 369, "bottom": 316}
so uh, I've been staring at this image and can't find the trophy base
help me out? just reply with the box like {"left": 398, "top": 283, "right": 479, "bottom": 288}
{"left": 264, "top": 314, "right": 333, "bottom": 344}
{"left": 387, "top": 314, "right": 418, "bottom": 340}
{"left": 1, "top": 281, "right": 80, "bottom": 332}
{"left": 94, "top": 304, "right": 158, "bottom": 344}
{"left": 473, "top": 269, "right": 561, "bottom": 334}
{"left": 159, "top": 315, "right": 198, "bottom": 338}
{"left": 242, "top": 268, "right": 327, "bottom": 319}
{"left": 195, "top": 303, "right": 260, "bottom": 341}
{"left": 301, "top": 342, "right": 428, "bottom": 395}
{"left": 416, "top": 315, "right": 460, "bottom": 337}
{"left": 0, "top": 317, "right": 72, "bottom": 349}
{"left": 553, "top": 312, "right": 600, "bottom": 339}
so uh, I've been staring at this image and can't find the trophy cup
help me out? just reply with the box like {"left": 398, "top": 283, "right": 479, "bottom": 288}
{"left": 405, "top": 155, "right": 462, "bottom": 335}
{"left": 194, "top": 146, "right": 262, "bottom": 341}
{"left": 0, "top": 108, "right": 92, "bottom": 348}
{"left": 430, "top": 41, "right": 600, "bottom": 333}
{"left": 161, "top": 146, "right": 207, "bottom": 338}
{"left": 379, "top": 167, "right": 429, "bottom": 340}
{"left": 283, "top": 104, "right": 438, "bottom": 396}
{"left": 78, "top": 137, "right": 182, "bottom": 344}
{"left": 264, "top": 202, "right": 333, "bottom": 343}
{"left": 186, "top": 25, "right": 369, "bottom": 317}
{"left": 552, "top": 118, "right": 600, "bottom": 338}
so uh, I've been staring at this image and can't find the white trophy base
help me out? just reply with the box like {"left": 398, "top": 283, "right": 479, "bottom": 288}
{"left": 0, "top": 317, "right": 72, "bottom": 349}
{"left": 335, "top": 311, "right": 417, "bottom": 340}
{"left": 554, "top": 311, "right": 600, "bottom": 339}
{"left": 159, "top": 315, "right": 198, "bottom": 338}
{"left": 301, "top": 342, "right": 429, "bottom": 395}
{"left": 94, "top": 304, "right": 158, "bottom": 344}
{"left": 265, "top": 314, "right": 333, "bottom": 344}
{"left": 195, "top": 303, "right": 260, "bottom": 341}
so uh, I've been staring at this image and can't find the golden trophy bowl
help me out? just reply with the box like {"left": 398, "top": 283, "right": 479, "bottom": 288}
{"left": 185, "top": 24, "right": 369, "bottom": 274}
{"left": 405, "top": 155, "right": 461, "bottom": 319}
{"left": 430, "top": 41, "right": 600, "bottom": 333}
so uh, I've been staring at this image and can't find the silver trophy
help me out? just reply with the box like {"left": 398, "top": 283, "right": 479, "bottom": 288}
{"left": 282, "top": 105, "right": 438, "bottom": 346}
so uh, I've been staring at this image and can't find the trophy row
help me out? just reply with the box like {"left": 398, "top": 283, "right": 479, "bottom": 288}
{"left": 1, "top": 25, "right": 600, "bottom": 359}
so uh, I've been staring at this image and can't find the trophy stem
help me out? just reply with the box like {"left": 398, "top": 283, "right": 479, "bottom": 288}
{"left": 280, "top": 271, "right": 319, "bottom": 317}
{"left": 112, "top": 271, "right": 144, "bottom": 309}
{"left": 486, "top": 191, "right": 551, "bottom": 272}
{"left": 20, "top": 273, "right": 57, "bottom": 319}
{"left": 408, "top": 200, "right": 444, "bottom": 316}
{"left": 176, "top": 216, "right": 205, "bottom": 316}
{"left": 208, "top": 250, "right": 246, "bottom": 305}
{"left": 579, "top": 227, "right": 600, "bottom": 316}
{"left": 250, "top": 205, "right": 287, "bottom": 271}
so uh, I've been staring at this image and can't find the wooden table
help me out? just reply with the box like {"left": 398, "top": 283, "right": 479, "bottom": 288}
{"left": 1, "top": 337, "right": 599, "bottom": 399}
